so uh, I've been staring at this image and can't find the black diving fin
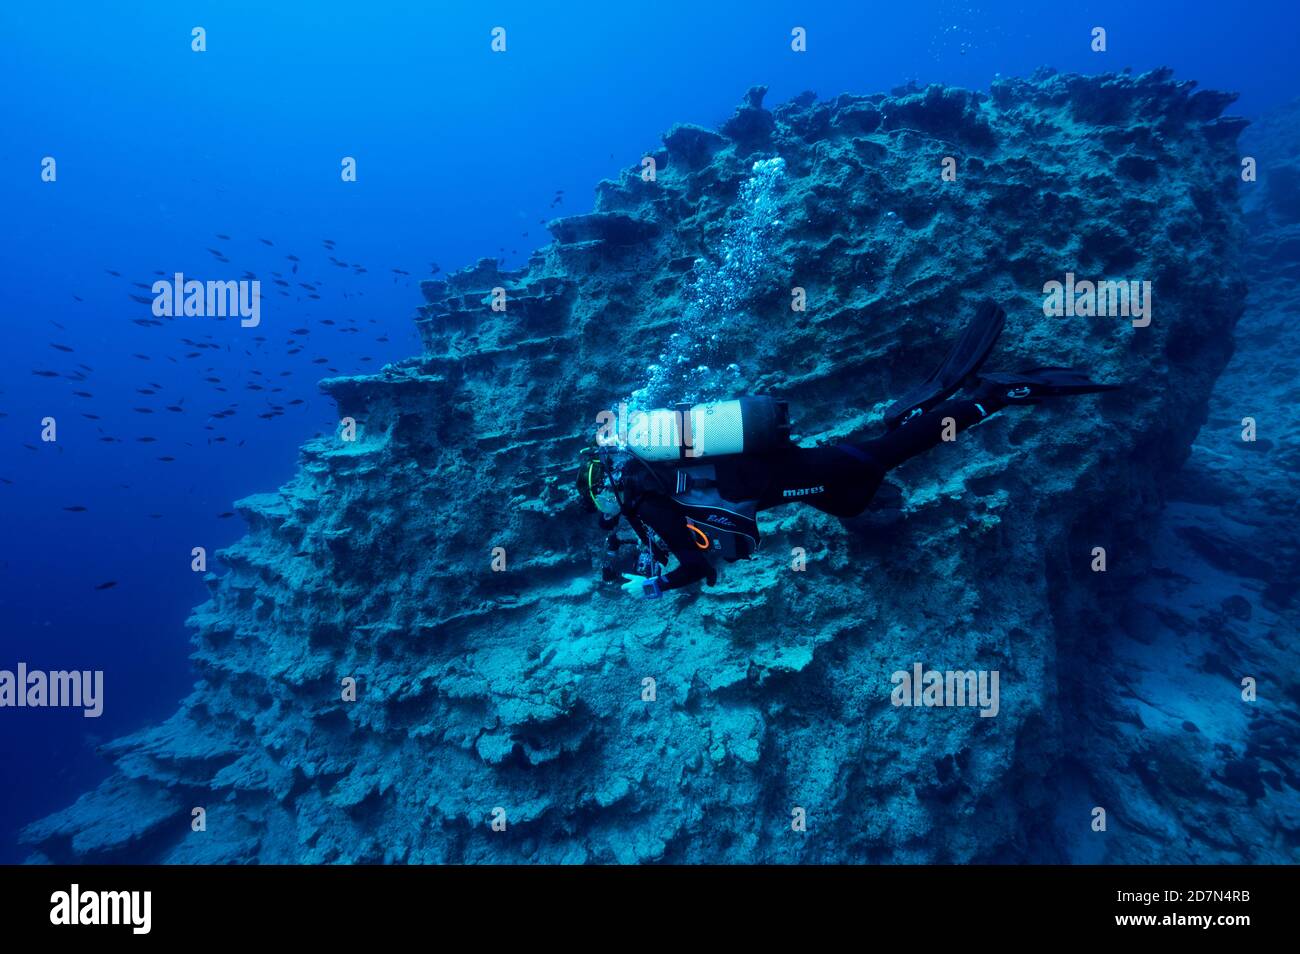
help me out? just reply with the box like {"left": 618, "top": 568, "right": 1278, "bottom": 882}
{"left": 977, "top": 366, "right": 1121, "bottom": 403}
{"left": 884, "top": 300, "right": 1007, "bottom": 429}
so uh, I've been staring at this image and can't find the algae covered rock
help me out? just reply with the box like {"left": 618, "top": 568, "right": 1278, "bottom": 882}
{"left": 22, "top": 68, "right": 1258, "bottom": 864}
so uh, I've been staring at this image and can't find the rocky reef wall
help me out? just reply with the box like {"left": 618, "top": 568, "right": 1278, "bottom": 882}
{"left": 1065, "top": 96, "right": 1300, "bottom": 863}
{"left": 22, "top": 68, "right": 1257, "bottom": 864}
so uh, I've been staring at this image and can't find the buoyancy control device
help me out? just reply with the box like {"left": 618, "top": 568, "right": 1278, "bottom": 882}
{"left": 671, "top": 463, "right": 761, "bottom": 562}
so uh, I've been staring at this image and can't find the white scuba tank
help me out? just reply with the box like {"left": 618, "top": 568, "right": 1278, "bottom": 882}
{"left": 621, "top": 396, "right": 790, "bottom": 462}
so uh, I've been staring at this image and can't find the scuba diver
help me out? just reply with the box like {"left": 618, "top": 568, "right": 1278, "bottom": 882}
{"left": 576, "top": 301, "right": 1118, "bottom": 598}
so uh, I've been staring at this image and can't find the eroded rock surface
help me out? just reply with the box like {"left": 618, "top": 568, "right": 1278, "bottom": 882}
{"left": 24, "top": 68, "right": 1268, "bottom": 864}
{"left": 1073, "top": 96, "right": 1300, "bottom": 863}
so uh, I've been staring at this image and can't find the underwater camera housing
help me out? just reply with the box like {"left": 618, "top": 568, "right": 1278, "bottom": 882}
{"left": 609, "top": 396, "right": 791, "bottom": 462}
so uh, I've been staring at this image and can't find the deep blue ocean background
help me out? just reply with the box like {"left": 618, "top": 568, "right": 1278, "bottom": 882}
{"left": 1, "top": 1, "right": 1297, "bottom": 862}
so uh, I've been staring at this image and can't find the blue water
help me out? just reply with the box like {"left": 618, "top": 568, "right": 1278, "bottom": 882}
{"left": 1, "top": 1, "right": 1297, "bottom": 862}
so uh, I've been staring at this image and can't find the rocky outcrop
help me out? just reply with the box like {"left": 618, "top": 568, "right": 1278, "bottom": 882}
{"left": 1069, "top": 97, "right": 1300, "bottom": 863}
{"left": 22, "top": 68, "right": 1264, "bottom": 864}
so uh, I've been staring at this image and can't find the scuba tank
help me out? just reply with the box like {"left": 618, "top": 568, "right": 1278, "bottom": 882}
{"left": 591, "top": 396, "right": 790, "bottom": 577}
{"left": 618, "top": 396, "right": 787, "bottom": 562}
{"left": 621, "top": 396, "right": 790, "bottom": 462}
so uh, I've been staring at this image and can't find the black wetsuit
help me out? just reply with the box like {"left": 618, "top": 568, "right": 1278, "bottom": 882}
{"left": 611, "top": 395, "right": 1004, "bottom": 592}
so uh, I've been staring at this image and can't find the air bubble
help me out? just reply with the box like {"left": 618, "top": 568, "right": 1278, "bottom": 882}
{"left": 625, "top": 156, "right": 788, "bottom": 408}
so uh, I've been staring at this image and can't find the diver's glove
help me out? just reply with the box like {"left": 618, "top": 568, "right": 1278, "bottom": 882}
{"left": 620, "top": 573, "right": 664, "bottom": 599}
